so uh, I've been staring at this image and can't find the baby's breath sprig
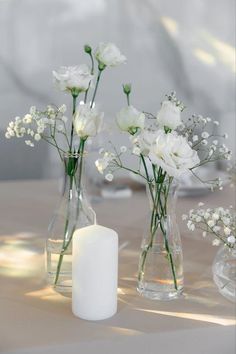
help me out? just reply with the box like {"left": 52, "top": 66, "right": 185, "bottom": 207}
{"left": 5, "top": 105, "right": 69, "bottom": 160}
{"left": 183, "top": 203, "right": 236, "bottom": 249}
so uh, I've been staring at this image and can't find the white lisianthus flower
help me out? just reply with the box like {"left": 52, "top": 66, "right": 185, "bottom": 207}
{"left": 134, "top": 130, "right": 159, "bottom": 156}
{"left": 116, "top": 105, "right": 145, "bottom": 134}
{"left": 73, "top": 103, "right": 104, "bottom": 139}
{"left": 53, "top": 65, "right": 93, "bottom": 94}
{"left": 156, "top": 100, "right": 182, "bottom": 130}
{"left": 149, "top": 130, "right": 200, "bottom": 178}
{"left": 95, "top": 43, "right": 126, "bottom": 67}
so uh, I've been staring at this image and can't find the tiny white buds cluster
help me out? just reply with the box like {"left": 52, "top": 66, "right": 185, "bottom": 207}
{"left": 184, "top": 205, "right": 236, "bottom": 249}
{"left": 5, "top": 105, "right": 68, "bottom": 149}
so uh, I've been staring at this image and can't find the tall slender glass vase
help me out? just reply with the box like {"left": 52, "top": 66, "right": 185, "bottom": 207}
{"left": 137, "top": 180, "right": 184, "bottom": 300}
{"left": 46, "top": 153, "right": 95, "bottom": 294}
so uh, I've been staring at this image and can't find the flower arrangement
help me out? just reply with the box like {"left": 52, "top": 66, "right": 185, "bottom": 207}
{"left": 95, "top": 87, "right": 231, "bottom": 298}
{"left": 5, "top": 42, "right": 126, "bottom": 290}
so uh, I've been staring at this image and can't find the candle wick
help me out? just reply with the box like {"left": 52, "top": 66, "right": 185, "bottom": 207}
{"left": 89, "top": 207, "right": 97, "bottom": 225}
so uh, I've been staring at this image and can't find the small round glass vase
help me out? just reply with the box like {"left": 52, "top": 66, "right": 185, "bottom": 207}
{"left": 137, "top": 180, "right": 184, "bottom": 301}
{"left": 46, "top": 153, "right": 95, "bottom": 295}
{"left": 212, "top": 245, "right": 236, "bottom": 303}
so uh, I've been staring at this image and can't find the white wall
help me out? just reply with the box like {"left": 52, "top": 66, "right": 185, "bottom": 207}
{"left": 0, "top": 0, "right": 235, "bottom": 179}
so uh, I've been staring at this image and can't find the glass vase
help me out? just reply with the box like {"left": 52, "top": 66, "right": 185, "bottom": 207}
{"left": 46, "top": 153, "right": 95, "bottom": 294}
{"left": 212, "top": 245, "right": 236, "bottom": 303}
{"left": 137, "top": 179, "right": 184, "bottom": 300}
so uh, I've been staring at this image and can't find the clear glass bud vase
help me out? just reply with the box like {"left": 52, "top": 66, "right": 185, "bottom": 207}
{"left": 46, "top": 153, "right": 95, "bottom": 294}
{"left": 212, "top": 245, "right": 236, "bottom": 303}
{"left": 137, "top": 180, "right": 184, "bottom": 300}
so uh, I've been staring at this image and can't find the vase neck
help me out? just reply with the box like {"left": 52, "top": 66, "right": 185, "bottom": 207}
{"left": 63, "top": 153, "right": 87, "bottom": 197}
{"left": 146, "top": 179, "right": 178, "bottom": 216}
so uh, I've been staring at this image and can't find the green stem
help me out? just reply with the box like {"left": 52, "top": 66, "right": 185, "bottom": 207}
{"left": 53, "top": 141, "right": 86, "bottom": 287}
{"left": 69, "top": 95, "right": 77, "bottom": 152}
{"left": 90, "top": 69, "right": 102, "bottom": 108}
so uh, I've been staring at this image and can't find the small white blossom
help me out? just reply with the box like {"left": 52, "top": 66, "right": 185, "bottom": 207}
{"left": 201, "top": 139, "right": 208, "bottom": 145}
{"left": 212, "top": 239, "right": 220, "bottom": 246}
{"left": 224, "top": 227, "right": 231, "bottom": 236}
{"left": 207, "top": 220, "right": 215, "bottom": 228}
{"left": 193, "top": 135, "right": 199, "bottom": 142}
{"left": 25, "top": 140, "right": 34, "bottom": 147}
{"left": 213, "top": 120, "right": 219, "bottom": 125}
{"left": 201, "top": 131, "right": 209, "bottom": 139}
{"left": 34, "top": 133, "right": 41, "bottom": 141}
{"left": 105, "top": 173, "right": 114, "bottom": 182}
{"left": 227, "top": 235, "right": 236, "bottom": 244}
{"left": 212, "top": 140, "right": 218, "bottom": 145}
{"left": 133, "top": 146, "right": 141, "bottom": 155}
{"left": 120, "top": 146, "right": 127, "bottom": 153}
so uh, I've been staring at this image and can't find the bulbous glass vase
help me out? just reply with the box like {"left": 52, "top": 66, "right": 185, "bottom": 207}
{"left": 46, "top": 153, "right": 95, "bottom": 295}
{"left": 137, "top": 180, "right": 184, "bottom": 300}
{"left": 212, "top": 245, "right": 236, "bottom": 303}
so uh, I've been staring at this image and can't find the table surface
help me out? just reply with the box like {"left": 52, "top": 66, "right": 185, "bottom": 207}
{"left": 0, "top": 180, "right": 235, "bottom": 354}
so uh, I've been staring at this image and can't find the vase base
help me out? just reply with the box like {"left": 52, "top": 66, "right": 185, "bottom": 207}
{"left": 137, "top": 283, "right": 183, "bottom": 301}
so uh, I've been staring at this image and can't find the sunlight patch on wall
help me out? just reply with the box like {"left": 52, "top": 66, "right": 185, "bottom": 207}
{"left": 161, "top": 16, "right": 179, "bottom": 37}
{"left": 202, "top": 32, "right": 236, "bottom": 72}
{"left": 194, "top": 48, "right": 216, "bottom": 66}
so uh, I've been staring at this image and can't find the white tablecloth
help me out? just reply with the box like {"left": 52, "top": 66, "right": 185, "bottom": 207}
{"left": 0, "top": 180, "right": 235, "bottom": 354}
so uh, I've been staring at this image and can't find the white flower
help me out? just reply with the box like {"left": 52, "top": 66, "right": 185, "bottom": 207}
{"left": 95, "top": 43, "right": 126, "bottom": 67}
{"left": 105, "top": 173, "right": 114, "bottom": 182}
{"left": 34, "top": 133, "right": 41, "bottom": 141}
{"left": 187, "top": 220, "right": 195, "bottom": 231}
{"left": 25, "top": 140, "right": 34, "bottom": 147}
{"left": 224, "top": 227, "right": 231, "bottom": 236}
{"left": 212, "top": 239, "right": 220, "bottom": 246}
{"left": 53, "top": 65, "right": 93, "bottom": 93}
{"left": 5, "top": 132, "right": 11, "bottom": 139}
{"left": 207, "top": 220, "right": 215, "bottom": 228}
{"left": 213, "top": 120, "right": 219, "bottom": 125}
{"left": 95, "top": 158, "right": 108, "bottom": 174}
{"left": 149, "top": 130, "right": 200, "bottom": 178}
{"left": 73, "top": 103, "right": 104, "bottom": 138}
{"left": 193, "top": 135, "right": 199, "bottom": 142}
{"left": 23, "top": 114, "right": 32, "bottom": 124}
{"left": 116, "top": 105, "right": 145, "bottom": 134}
{"left": 227, "top": 235, "right": 236, "bottom": 244}
{"left": 59, "top": 104, "right": 67, "bottom": 113}
{"left": 222, "top": 217, "right": 230, "bottom": 226}
{"left": 134, "top": 130, "right": 159, "bottom": 156}
{"left": 156, "top": 100, "right": 182, "bottom": 130}
{"left": 201, "top": 131, "right": 209, "bottom": 139}
{"left": 120, "top": 146, "right": 127, "bottom": 153}
{"left": 213, "top": 140, "right": 218, "bottom": 145}
{"left": 132, "top": 146, "right": 141, "bottom": 155}
{"left": 212, "top": 213, "right": 220, "bottom": 221}
{"left": 201, "top": 139, "right": 208, "bottom": 145}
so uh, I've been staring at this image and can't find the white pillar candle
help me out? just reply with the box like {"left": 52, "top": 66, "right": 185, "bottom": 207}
{"left": 72, "top": 224, "right": 118, "bottom": 321}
